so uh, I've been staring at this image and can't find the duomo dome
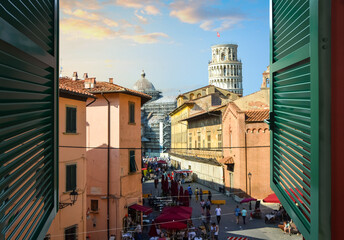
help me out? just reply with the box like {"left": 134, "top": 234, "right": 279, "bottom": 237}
{"left": 133, "top": 70, "right": 156, "bottom": 92}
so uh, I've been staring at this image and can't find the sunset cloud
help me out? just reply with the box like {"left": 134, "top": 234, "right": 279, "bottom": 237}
{"left": 134, "top": 11, "right": 148, "bottom": 24}
{"left": 144, "top": 5, "right": 161, "bottom": 15}
{"left": 61, "top": 18, "right": 118, "bottom": 39}
{"left": 169, "top": 0, "right": 245, "bottom": 31}
{"left": 115, "top": 0, "right": 160, "bottom": 9}
{"left": 60, "top": 0, "right": 103, "bottom": 10}
{"left": 121, "top": 32, "right": 168, "bottom": 44}
{"left": 63, "top": 9, "right": 101, "bottom": 21}
{"left": 103, "top": 18, "right": 119, "bottom": 27}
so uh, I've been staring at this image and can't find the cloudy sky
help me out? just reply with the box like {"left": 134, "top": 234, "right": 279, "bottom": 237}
{"left": 60, "top": 0, "right": 269, "bottom": 96}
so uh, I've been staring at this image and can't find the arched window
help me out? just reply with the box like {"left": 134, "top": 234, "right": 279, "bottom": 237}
{"left": 190, "top": 93, "right": 194, "bottom": 100}
{"left": 224, "top": 66, "right": 227, "bottom": 76}
{"left": 221, "top": 53, "right": 226, "bottom": 61}
{"left": 197, "top": 93, "right": 201, "bottom": 98}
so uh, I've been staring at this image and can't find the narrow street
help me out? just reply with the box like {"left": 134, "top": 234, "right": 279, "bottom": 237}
{"left": 142, "top": 179, "right": 303, "bottom": 240}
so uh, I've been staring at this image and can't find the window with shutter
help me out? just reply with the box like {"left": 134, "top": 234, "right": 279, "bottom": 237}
{"left": 66, "top": 107, "right": 77, "bottom": 133}
{"left": 0, "top": 0, "right": 58, "bottom": 238}
{"left": 270, "top": 0, "right": 331, "bottom": 239}
{"left": 129, "top": 150, "right": 137, "bottom": 173}
{"left": 129, "top": 102, "right": 135, "bottom": 124}
{"left": 66, "top": 165, "right": 77, "bottom": 192}
{"left": 91, "top": 200, "right": 98, "bottom": 212}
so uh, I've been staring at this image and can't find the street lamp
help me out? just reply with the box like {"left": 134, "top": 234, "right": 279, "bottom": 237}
{"left": 59, "top": 189, "right": 79, "bottom": 209}
{"left": 248, "top": 172, "right": 252, "bottom": 210}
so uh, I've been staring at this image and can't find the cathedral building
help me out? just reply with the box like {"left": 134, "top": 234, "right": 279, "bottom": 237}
{"left": 208, "top": 44, "right": 243, "bottom": 96}
{"left": 133, "top": 71, "right": 177, "bottom": 157}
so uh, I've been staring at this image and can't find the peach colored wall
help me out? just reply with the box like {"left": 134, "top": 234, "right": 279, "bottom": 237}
{"left": 222, "top": 103, "right": 272, "bottom": 199}
{"left": 47, "top": 96, "right": 87, "bottom": 240}
{"left": 246, "top": 123, "right": 271, "bottom": 199}
{"left": 86, "top": 93, "right": 142, "bottom": 240}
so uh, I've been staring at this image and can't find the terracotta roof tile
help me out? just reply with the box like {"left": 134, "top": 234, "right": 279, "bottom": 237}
{"left": 59, "top": 77, "right": 151, "bottom": 102}
{"left": 245, "top": 109, "right": 269, "bottom": 122}
{"left": 59, "top": 79, "right": 95, "bottom": 98}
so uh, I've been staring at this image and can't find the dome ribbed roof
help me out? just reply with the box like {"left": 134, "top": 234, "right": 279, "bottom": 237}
{"left": 133, "top": 70, "right": 156, "bottom": 92}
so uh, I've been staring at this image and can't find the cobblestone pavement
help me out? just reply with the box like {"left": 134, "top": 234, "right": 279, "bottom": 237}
{"left": 142, "top": 179, "right": 303, "bottom": 240}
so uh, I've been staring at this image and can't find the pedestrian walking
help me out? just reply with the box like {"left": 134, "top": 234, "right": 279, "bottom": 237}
{"left": 135, "top": 224, "right": 142, "bottom": 240}
{"left": 206, "top": 198, "right": 211, "bottom": 211}
{"left": 154, "top": 177, "right": 158, "bottom": 189}
{"left": 210, "top": 223, "right": 215, "bottom": 240}
{"left": 200, "top": 199, "right": 206, "bottom": 214}
{"left": 214, "top": 223, "right": 219, "bottom": 240}
{"left": 201, "top": 213, "right": 208, "bottom": 233}
{"left": 195, "top": 187, "right": 199, "bottom": 202}
{"left": 241, "top": 207, "right": 247, "bottom": 224}
{"left": 187, "top": 185, "right": 193, "bottom": 199}
{"left": 235, "top": 205, "right": 241, "bottom": 224}
{"left": 206, "top": 209, "right": 211, "bottom": 234}
{"left": 208, "top": 190, "right": 212, "bottom": 201}
{"left": 200, "top": 188, "right": 203, "bottom": 201}
{"left": 215, "top": 205, "right": 221, "bottom": 224}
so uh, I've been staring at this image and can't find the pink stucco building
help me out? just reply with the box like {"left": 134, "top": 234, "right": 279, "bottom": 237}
{"left": 59, "top": 75, "right": 151, "bottom": 239}
{"left": 47, "top": 80, "right": 95, "bottom": 239}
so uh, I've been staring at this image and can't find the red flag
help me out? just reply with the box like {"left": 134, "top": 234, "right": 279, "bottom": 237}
{"left": 217, "top": 32, "right": 220, "bottom": 37}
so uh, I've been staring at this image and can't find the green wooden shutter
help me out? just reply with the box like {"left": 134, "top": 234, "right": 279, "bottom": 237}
{"left": 66, "top": 107, "right": 76, "bottom": 133}
{"left": 129, "top": 102, "right": 135, "bottom": 123}
{"left": 66, "top": 165, "right": 76, "bottom": 192}
{"left": 129, "top": 150, "right": 137, "bottom": 172}
{"left": 0, "top": 0, "right": 58, "bottom": 239}
{"left": 270, "top": 0, "right": 331, "bottom": 239}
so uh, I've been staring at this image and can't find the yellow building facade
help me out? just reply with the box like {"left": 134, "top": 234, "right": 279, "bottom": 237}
{"left": 170, "top": 85, "right": 239, "bottom": 189}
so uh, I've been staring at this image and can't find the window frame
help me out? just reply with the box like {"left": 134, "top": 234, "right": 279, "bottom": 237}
{"left": 90, "top": 200, "right": 99, "bottom": 212}
{"left": 129, "top": 150, "right": 137, "bottom": 173}
{"left": 64, "top": 225, "right": 78, "bottom": 240}
{"left": 66, "top": 164, "right": 77, "bottom": 192}
{"left": 66, "top": 106, "right": 77, "bottom": 133}
{"left": 128, "top": 102, "right": 135, "bottom": 124}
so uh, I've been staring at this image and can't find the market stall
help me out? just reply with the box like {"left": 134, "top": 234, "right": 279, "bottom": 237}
{"left": 174, "top": 170, "right": 193, "bottom": 183}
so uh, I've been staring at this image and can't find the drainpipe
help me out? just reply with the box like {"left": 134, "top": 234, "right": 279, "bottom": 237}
{"left": 245, "top": 131, "right": 248, "bottom": 196}
{"left": 86, "top": 98, "right": 96, "bottom": 107}
{"left": 102, "top": 93, "right": 110, "bottom": 240}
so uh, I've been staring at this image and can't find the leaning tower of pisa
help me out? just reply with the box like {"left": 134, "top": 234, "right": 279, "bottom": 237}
{"left": 208, "top": 44, "right": 243, "bottom": 96}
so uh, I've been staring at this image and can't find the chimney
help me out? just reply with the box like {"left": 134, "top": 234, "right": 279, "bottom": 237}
{"left": 72, "top": 72, "right": 78, "bottom": 81}
{"left": 84, "top": 77, "right": 96, "bottom": 89}
{"left": 109, "top": 78, "right": 113, "bottom": 84}
{"left": 83, "top": 73, "right": 88, "bottom": 79}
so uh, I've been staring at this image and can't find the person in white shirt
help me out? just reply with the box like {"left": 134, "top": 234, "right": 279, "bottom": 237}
{"left": 215, "top": 205, "right": 222, "bottom": 224}
{"left": 214, "top": 223, "right": 219, "bottom": 240}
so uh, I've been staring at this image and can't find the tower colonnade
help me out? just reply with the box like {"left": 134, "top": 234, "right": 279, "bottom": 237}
{"left": 208, "top": 44, "right": 243, "bottom": 96}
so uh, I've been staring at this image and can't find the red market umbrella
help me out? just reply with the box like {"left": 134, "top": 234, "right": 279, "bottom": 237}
{"left": 163, "top": 206, "right": 192, "bottom": 216}
{"left": 157, "top": 160, "right": 167, "bottom": 164}
{"left": 263, "top": 189, "right": 304, "bottom": 204}
{"left": 240, "top": 197, "right": 257, "bottom": 204}
{"left": 148, "top": 223, "right": 158, "bottom": 237}
{"left": 263, "top": 193, "right": 280, "bottom": 203}
{"left": 160, "top": 221, "right": 187, "bottom": 230}
{"left": 179, "top": 186, "right": 184, "bottom": 202}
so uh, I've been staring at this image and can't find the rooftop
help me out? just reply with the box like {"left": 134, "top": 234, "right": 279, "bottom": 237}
{"left": 59, "top": 77, "right": 151, "bottom": 103}
{"left": 245, "top": 109, "right": 269, "bottom": 122}
{"left": 59, "top": 79, "right": 95, "bottom": 98}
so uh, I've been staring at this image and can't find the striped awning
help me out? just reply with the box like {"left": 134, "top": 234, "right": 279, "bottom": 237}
{"left": 227, "top": 237, "right": 250, "bottom": 240}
